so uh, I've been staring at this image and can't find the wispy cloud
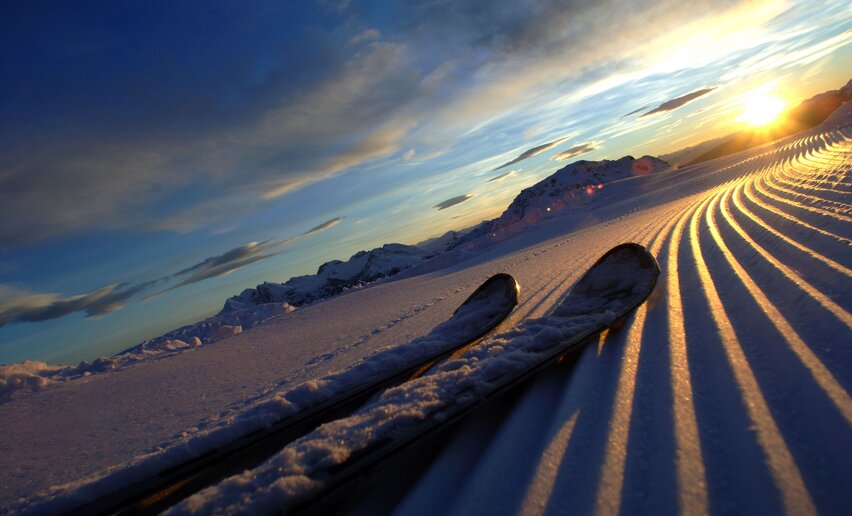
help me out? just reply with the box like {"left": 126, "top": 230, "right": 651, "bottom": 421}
{"left": 640, "top": 87, "right": 716, "bottom": 117}
{"left": 487, "top": 169, "right": 519, "bottom": 183}
{"left": 434, "top": 194, "right": 474, "bottom": 210}
{"left": 622, "top": 106, "right": 648, "bottom": 118}
{"left": 2, "top": 0, "right": 847, "bottom": 251}
{"left": 303, "top": 217, "right": 343, "bottom": 235}
{"left": 493, "top": 135, "right": 572, "bottom": 171}
{"left": 0, "top": 282, "right": 155, "bottom": 328}
{"left": 552, "top": 143, "right": 598, "bottom": 161}
{"left": 173, "top": 242, "right": 278, "bottom": 285}
{"left": 147, "top": 217, "right": 343, "bottom": 299}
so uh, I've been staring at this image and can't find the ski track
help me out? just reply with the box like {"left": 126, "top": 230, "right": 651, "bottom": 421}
{"left": 352, "top": 126, "right": 852, "bottom": 516}
{"left": 2, "top": 122, "right": 851, "bottom": 513}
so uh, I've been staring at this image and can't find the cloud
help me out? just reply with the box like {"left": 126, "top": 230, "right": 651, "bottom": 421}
{"left": 0, "top": 225, "right": 338, "bottom": 324}
{"left": 487, "top": 169, "right": 519, "bottom": 183}
{"left": 493, "top": 135, "right": 572, "bottom": 171}
{"left": 143, "top": 240, "right": 286, "bottom": 301}
{"left": 434, "top": 194, "right": 474, "bottom": 210}
{"left": 1, "top": 32, "right": 418, "bottom": 243}
{"left": 149, "top": 216, "right": 343, "bottom": 299}
{"left": 2, "top": 0, "right": 835, "bottom": 247}
{"left": 640, "top": 88, "right": 717, "bottom": 117}
{"left": 552, "top": 143, "right": 598, "bottom": 161}
{"left": 0, "top": 282, "right": 154, "bottom": 328}
{"left": 303, "top": 217, "right": 343, "bottom": 235}
{"left": 348, "top": 29, "right": 380, "bottom": 46}
{"left": 622, "top": 106, "right": 648, "bottom": 118}
{"left": 172, "top": 242, "right": 277, "bottom": 285}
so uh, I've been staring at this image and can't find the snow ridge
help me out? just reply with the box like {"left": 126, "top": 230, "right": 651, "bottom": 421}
{"left": 220, "top": 243, "right": 429, "bottom": 313}
{"left": 453, "top": 156, "right": 670, "bottom": 249}
{"left": 7, "top": 284, "right": 516, "bottom": 515}
{"left": 0, "top": 303, "right": 294, "bottom": 401}
{"left": 167, "top": 248, "right": 657, "bottom": 514}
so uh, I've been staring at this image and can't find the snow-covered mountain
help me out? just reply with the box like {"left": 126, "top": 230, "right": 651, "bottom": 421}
{"left": 452, "top": 155, "right": 670, "bottom": 249}
{"left": 220, "top": 243, "right": 430, "bottom": 312}
{"left": 416, "top": 229, "right": 468, "bottom": 255}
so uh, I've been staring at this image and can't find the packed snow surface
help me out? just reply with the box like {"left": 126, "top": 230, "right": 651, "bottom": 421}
{"left": 2, "top": 117, "right": 851, "bottom": 514}
{"left": 10, "top": 274, "right": 517, "bottom": 515}
{"left": 0, "top": 302, "right": 294, "bottom": 400}
{"left": 165, "top": 246, "right": 657, "bottom": 514}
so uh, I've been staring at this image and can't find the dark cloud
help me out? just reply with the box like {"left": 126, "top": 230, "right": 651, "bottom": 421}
{"left": 487, "top": 170, "right": 518, "bottom": 183}
{"left": 0, "top": 4, "right": 418, "bottom": 246}
{"left": 0, "top": 282, "right": 155, "bottom": 328}
{"left": 434, "top": 194, "right": 474, "bottom": 210}
{"left": 144, "top": 241, "right": 287, "bottom": 300}
{"left": 171, "top": 242, "right": 277, "bottom": 286}
{"left": 146, "top": 216, "right": 343, "bottom": 299}
{"left": 165, "top": 216, "right": 341, "bottom": 289}
{"left": 493, "top": 135, "right": 571, "bottom": 171}
{"left": 552, "top": 143, "right": 597, "bottom": 161}
{"left": 622, "top": 106, "right": 648, "bottom": 118}
{"left": 640, "top": 88, "right": 716, "bottom": 117}
{"left": 304, "top": 217, "right": 343, "bottom": 235}
{"left": 0, "top": 1, "right": 753, "bottom": 247}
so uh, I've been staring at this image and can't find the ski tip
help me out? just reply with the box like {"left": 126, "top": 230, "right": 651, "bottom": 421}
{"left": 568, "top": 242, "right": 660, "bottom": 302}
{"left": 595, "top": 242, "right": 659, "bottom": 273}
{"left": 453, "top": 273, "right": 520, "bottom": 317}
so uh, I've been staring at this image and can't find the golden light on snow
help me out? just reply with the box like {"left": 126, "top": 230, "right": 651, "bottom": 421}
{"left": 739, "top": 94, "right": 786, "bottom": 127}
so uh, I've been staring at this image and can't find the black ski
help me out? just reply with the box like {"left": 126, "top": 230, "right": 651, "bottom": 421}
{"left": 172, "top": 243, "right": 659, "bottom": 515}
{"left": 69, "top": 274, "right": 519, "bottom": 515}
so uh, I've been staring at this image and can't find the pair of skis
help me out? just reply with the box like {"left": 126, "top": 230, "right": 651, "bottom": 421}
{"left": 73, "top": 243, "right": 660, "bottom": 515}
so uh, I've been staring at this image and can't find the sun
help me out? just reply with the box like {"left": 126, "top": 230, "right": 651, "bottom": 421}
{"left": 740, "top": 95, "right": 786, "bottom": 127}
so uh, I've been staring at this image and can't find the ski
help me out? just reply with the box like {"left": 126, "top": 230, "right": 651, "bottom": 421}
{"left": 172, "top": 243, "right": 660, "bottom": 515}
{"left": 71, "top": 273, "right": 520, "bottom": 515}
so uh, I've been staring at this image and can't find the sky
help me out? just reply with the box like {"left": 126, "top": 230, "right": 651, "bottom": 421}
{"left": 1, "top": 0, "right": 850, "bottom": 365}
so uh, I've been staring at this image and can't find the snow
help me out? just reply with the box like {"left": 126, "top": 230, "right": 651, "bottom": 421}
{"left": 0, "top": 302, "right": 293, "bottom": 401}
{"left": 451, "top": 155, "right": 670, "bottom": 252}
{"left": 8, "top": 275, "right": 517, "bottom": 515}
{"left": 162, "top": 246, "right": 657, "bottom": 515}
{"left": 220, "top": 243, "right": 429, "bottom": 312}
{"left": 2, "top": 115, "right": 851, "bottom": 514}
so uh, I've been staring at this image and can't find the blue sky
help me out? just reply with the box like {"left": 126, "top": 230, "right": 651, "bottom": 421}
{"left": 1, "top": 0, "right": 850, "bottom": 364}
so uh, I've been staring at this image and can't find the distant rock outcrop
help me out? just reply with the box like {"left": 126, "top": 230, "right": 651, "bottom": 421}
{"left": 416, "top": 229, "right": 467, "bottom": 255}
{"left": 220, "top": 243, "right": 430, "bottom": 313}
{"left": 450, "top": 155, "right": 670, "bottom": 249}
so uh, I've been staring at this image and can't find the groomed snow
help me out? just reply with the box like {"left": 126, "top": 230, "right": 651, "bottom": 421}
{"left": 9, "top": 274, "right": 517, "bottom": 515}
{"left": 163, "top": 246, "right": 657, "bottom": 515}
{"left": 0, "top": 302, "right": 294, "bottom": 401}
{"left": 2, "top": 115, "right": 850, "bottom": 514}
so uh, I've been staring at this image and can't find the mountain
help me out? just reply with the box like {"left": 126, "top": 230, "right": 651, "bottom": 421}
{"left": 449, "top": 155, "right": 670, "bottom": 249}
{"left": 416, "top": 229, "right": 469, "bottom": 255}
{"left": 659, "top": 132, "right": 740, "bottom": 168}
{"left": 220, "top": 243, "right": 430, "bottom": 313}
{"left": 685, "top": 78, "right": 852, "bottom": 166}
{"left": 221, "top": 156, "right": 670, "bottom": 313}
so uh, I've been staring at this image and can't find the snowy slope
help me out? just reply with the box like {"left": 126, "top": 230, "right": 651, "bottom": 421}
{"left": 220, "top": 243, "right": 429, "bottom": 312}
{"left": 453, "top": 156, "right": 670, "bottom": 250}
{"left": 0, "top": 302, "right": 295, "bottom": 401}
{"left": 2, "top": 117, "right": 850, "bottom": 514}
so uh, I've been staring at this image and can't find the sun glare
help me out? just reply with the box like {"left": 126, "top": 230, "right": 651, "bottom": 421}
{"left": 740, "top": 95, "right": 786, "bottom": 127}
